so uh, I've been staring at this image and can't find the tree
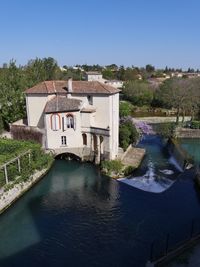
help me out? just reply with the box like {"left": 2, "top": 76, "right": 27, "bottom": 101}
{"left": 118, "top": 65, "right": 126, "bottom": 81}
{"left": 25, "top": 57, "right": 61, "bottom": 86}
{"left": 122, "top": 80, "right": 153, "bottom": 106}
{"left": 0, "top": 60, "right": 27, "bottom": 125}
{"left": 119, "top": 119, "right": 139, "bottom": 150}
{"left": 145, "top": 64, "right": 155, "bottom": 73}
{"left": 156, "top": 78, "right": 200, "bottom": 123}
{"left": 102, "top": 69, "right": 115, "bottom": 80}
{"left": 124, "top": 67, "right": 139, "bottom": 81}
{"left": 119, "top": 101, "right": 133, "bottom": 117}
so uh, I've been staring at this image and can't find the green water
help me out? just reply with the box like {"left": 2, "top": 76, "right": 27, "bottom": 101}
{"left": 0, "top": 136, "right": 200, "bottom": 267}
{"left": 179, "top": 139, "right": 200, "bottom": 163}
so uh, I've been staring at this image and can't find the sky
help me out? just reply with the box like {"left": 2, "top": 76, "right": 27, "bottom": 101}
{"left": 0, "top": 0, "right": 200, "bottom": 69}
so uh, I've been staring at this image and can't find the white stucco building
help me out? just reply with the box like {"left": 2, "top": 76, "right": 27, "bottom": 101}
{"left": 105, "top": 80, "right": 123, "bottom": 89}
{"left": 25, "top": 79, "right": 120, "bottom": 162}
{"left": 85, "top": 71, "right": 104, "bottom": 82}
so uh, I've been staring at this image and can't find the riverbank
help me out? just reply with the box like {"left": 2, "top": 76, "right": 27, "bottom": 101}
{"left": 101, "top": 145, "right": 146, "bottom": 179}
{"left": 135, "top": 116, "right": 191, "bottom": 124}
{"left": 0, "top": 165, "right": 52, "bottom": 214}
{"left": 175, "top": 127, "right": 200, "bottom": 138}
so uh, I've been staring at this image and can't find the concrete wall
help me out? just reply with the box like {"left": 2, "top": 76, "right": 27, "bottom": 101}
{"left": 45, "top": 111, "right": 83, "bottom": 149}
{"left": 110, "top": 93, "right": 119, "bottom": 159}
{"left": 26, "top": 94, "right": 48, "bottom": 128}
{"left": 175, "top": 128, "right": 200, "bottom": 138}
{"left": 86, "top": 74, "right": 103, "bottom": 82}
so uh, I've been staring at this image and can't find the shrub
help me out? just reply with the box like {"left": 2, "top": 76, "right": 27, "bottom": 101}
{"left": 119, "top": 101, "right": 133, "bottom": 117}
{"left": 11, "top": 125, "right": 43, "bottom": 144}
{"left": 101, "top": 160, "right": 123, "bottom": 175}
{"left": 119, "top": 119, "right": 139, "bottom": 150}
{"left": 154, "top": 122, "right": 176, "bottom": 138}
{"left": 123, "top": 166, "right": 135, "bottom": 176}
{"left": 0, "top": 115, "right": 4, "bottom": 134}
{"left": 0, "top": 139, "right": 53, "bottom": 187}
{"left": 191, "top": 121, "right": 200, "bottom": 129}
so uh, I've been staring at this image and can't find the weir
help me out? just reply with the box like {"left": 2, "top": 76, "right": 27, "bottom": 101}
{"left": 167, "top": 138, "right": 191, "bottom": 171}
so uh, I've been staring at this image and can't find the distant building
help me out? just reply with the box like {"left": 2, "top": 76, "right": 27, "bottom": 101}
{"left": 105, "top": 80, "right": 123, "bottom": 89}
{"left": 171, "top": 72, "right": 200, "bottom": 78}
{"left": 85, "top": 71, "right": 104, "bottom": 82}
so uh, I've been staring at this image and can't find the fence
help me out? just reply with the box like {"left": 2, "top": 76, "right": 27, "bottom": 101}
{"left": 0, "top": 150, "right": 31, "bottom": 186}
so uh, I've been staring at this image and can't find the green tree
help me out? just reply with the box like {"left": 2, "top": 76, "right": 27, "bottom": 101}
{"left": 156, "top": 78, "right": 200, "bottom": 123}
{"left": 123, "top": 80, "right": 153, "bottom": 106}
{"left": 124, "top": 67, "right": 139, "bottom": 81}
{"left": 0, "top": 61, "right": 27, "bottom": 125}
{"left": 102, "top": 69, "right": 115, "bottom": 80}
{"left": 119, "top": 101, "right": 132, "bottom": 117}
{"left": 119, "top": 120, "right": 139, "bottom": 150}
{"left": 25, "top": 57, "right": 61, "bottom": 86}
{"left": 145, "top": 64, "right": 155, "bottom": 73}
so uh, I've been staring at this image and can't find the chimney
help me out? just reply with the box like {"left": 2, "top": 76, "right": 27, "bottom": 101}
{"left": 68, "top": 78, "right": 72, "bottom": 93}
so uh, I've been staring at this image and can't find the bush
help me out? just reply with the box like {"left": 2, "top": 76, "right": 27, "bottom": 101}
{"left": 191, "top": 121, "right": 200, "bottom": 129}
{"left": 154, "top": 122, "right": 176, "bottom": 138}
{"left": 119, "top": 101, "right": 133, "bottom": 117}
{"left": 123, "top": 166, "right": 135, "bottom": 176}
{"left": 0, "top": 115, "right": 4, "bottom": 134}
{"left": 101, "top": 160, "right": 123, "bottom": 175}
{"left": 0, "top": 139, "right": 53, "bottom": 187}
{"left": 119, "top": 119, "right": 139, "bottom": 150}
{"left": 11, "top": 125, "right": 43, "bottom": 144}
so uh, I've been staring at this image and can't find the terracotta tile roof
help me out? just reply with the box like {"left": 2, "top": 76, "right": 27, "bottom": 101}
{"left": 44, "top": 96, "right": 82, "bottom": 113}
{"left": 25, "top": 80, "right": 120, "bottom": 95}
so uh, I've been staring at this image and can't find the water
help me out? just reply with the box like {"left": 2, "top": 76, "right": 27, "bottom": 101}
{"left": 179, "top": 138, "right": 200, "bottom": 164}
{"left": 0, "top": 137, "right": 200, "bottom": 267}
{"left": 119, "top": 135, "right": 181, "bottom": 193}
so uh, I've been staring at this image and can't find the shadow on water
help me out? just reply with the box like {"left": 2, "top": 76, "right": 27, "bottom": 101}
{"left": 0, "top": 157, "right": 199, "bottom": 266}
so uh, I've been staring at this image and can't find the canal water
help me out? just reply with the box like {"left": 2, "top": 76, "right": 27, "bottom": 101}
{"left": 0, "top": 137, "right": 200, "bottom": 267}
{"left": 179, "top": 138, "right": 200, "bottom": 164}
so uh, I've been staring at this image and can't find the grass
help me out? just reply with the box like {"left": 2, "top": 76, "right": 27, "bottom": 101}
{"left": 0, "top": 138, "right": 53, "bottom": 188}
{"left": 0, "top": 138, "right": 40, "bottom": 166}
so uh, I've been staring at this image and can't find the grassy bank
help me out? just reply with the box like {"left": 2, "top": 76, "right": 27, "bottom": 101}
{"left": 0, "top": 138, "right": 53, "bottom": 188}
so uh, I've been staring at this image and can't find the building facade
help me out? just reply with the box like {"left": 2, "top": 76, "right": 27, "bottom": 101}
{"left": 25, "top": 79, "right": 120, "bottom": 162}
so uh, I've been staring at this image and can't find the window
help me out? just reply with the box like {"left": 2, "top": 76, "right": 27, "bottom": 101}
{"left": 61, "top": 136, "right": 67, "bottom": 146}
{"left": 87, "top": 95, "right": 93, "bottom": 105}
{"left": 51, "top": 114, "right": 60, "bottom": 131}
{"left": 66, "top": 115, "right": 74, "bottom": 128}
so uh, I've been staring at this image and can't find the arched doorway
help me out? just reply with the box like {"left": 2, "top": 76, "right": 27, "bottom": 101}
{"left": 82, "top": 133, "right": 87, "bottom": 145}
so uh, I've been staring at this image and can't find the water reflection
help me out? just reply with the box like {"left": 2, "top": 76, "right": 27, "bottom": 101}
{"left": 0, "top": 159, "right": 199, "bottom": 267}
{"left": 0, "top": 161, "right": 119, "bottom": 261}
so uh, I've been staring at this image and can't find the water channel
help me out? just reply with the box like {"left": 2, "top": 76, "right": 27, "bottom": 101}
{"left": 0, "top": 135, "right": 200, "bottom": 267}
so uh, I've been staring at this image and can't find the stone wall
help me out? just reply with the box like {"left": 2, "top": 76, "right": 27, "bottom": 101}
{"left": 175, "top": 127, "right": 200, "bottom": 138}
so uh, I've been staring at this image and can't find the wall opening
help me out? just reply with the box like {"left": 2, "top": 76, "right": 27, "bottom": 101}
{"left": 82, "top": 133, "right": 87, "bottom": 146}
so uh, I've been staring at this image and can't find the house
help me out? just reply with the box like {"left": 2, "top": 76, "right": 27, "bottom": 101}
{"left": 25, "top": 79, "right": 120, "bottom": 162}
{"left": 85, "top": 72, "right": 123, "bottom": 89}
{"left": 104, "top": 80, "right": 123, "bottom": 89}
{"left": 84, "top": 71, "right": 105, "bottom": 82}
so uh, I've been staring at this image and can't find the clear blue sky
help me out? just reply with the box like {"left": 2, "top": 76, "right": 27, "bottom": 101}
{"left": 1, "top": 0, "right": 200, "bottom": 69}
